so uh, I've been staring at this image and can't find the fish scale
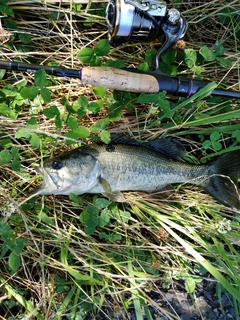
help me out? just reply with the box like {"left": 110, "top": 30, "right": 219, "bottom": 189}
{"left": 87, "top": 144, "right": 206, "bottom": 192}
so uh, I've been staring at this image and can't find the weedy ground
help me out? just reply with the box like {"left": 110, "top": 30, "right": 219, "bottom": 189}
{"left": 0, "top": 0, "right": 239, "bottom": 319}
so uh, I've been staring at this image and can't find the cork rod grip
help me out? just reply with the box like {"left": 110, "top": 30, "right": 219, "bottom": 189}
{"left": 81, "top": 66, "right": 160, "bottom": 93}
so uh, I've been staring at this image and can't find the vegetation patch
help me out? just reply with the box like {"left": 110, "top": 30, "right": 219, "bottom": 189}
{"left": 0, "top": 0, "right": 239, "bottom": 319}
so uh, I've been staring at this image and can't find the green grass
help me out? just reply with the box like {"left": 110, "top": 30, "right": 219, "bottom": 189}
{"left": 0, "top": 0, "right": 240, "bottom": 319}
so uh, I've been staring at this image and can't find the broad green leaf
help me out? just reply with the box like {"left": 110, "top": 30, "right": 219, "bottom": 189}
{"left": 20, "top": 86, "right": 39, "bottom": 99}
{"left": 94, "top": 86, "right": 106, "bottom": 98}
{"left": 74, "top": 126, "right": 90, "bottom": 138}
{"left": 158, "top": 99, "right": 174, "bottom": 118}
{"left": 0, "top": 69, "right": 6, "bottom": 80}
{"left": 86, "top": 205, "right": 99, "bottom": 216}
{"left": 77, "top": 107, "right": 87, "bottom": 119}
{"left": 35, "top": 69, "right": 47, "bottom": 88}
{"left": 138, "top": 62, "right": 150, "bottom": 71}
{"left": 94, "top": 198, "right": 109, "bottom": 209}
{"left": 84, "top": 218, "right": 98, "bottom": 235}
{"left": 67, "top": 115, "right": 78, "bottom": 130}
{"left": 77, "top": 96, "right": 89, "bottom": 109}
{"left": 11, "top": 146, "right": 19, "bottom": 157}
{"left": 69, "top": 193, "right": 83, "bottom": 206}
{"left": 99, "top": 232, "right": 110, "bottom": 240}
{"left": 55, "top": 115, "right": 62, "bottom": 130}
{"left": 80, "top": 210, "right": 90, "bottom": 224}
{"left": 214, "top": 40, "right": 225, "bottom": 56}
{"left": 202, "top": 140, "right": 211, "bottom": 149}
{"left": 199, "top": 45, "right": 216, "bottom": 62}
{"left": 0, "top": 138, "right": 12, "bottom": 148}
{"left": 145, "top": 48, "right": 157, "bottom": 65}
{"left": 0, "top": 5, "right": 14, "bottom": 16}
{"left": 73, "top": 3, "right": 82, "bottom": 11}
{"left": 82, "top": 206, "right": 100, "bottom": 235}
{"left": 232, "top": 130, "right": 240, "bottom": 142}
{"left": 65, "top": 131, "right": 79, "bottom": 145}
{"left": 112, "top": 234, "right": 122, "bottom": 241}
{"left": 192, "top": 65, "right": 205, "bottom": 75}
{"left": 120, "top": 210, "right": 131, "bottom": 223}
{"left": 216, "top": 57, "right": 232, "bottom": 67}
{"left": 8, "top": 252, "right": 20, "bottom": 273}
{"left": 89, "top": 55, "right": 101, "bottom": 67}
{"left": 77, "top": 47, "right": 94, "bottom": 63}
{"left": 18, "top": 33, "right": 31, "bottom": 44}
{"left": 4, "top": 18, "right": 17, "bottom": 29}
{"left": 104, "top": 59, "right": 125, "bottom": 68}
{"left": 0, "top": 102, "right": 9, "bottom": 116}
{"left": 184, "top": 49, "right": 197, "bottom": 68}
{"left": 100, "top": 130, "right": 111, "bottom": 144}
{"left": 40, "top": 87, "right": 51, "bottom": 102}
{"left": 29, "top": 133, "right": 40, "bottom": 148}
{"left": 159, "top": 62, "right": 177, "bottom": 75}
{"left": 11, "top": 158, "right": 21, "bottom": 170}
{"left": 15, "top": 128, "right": 31, "bottom": 139}
{"left": 210, "top": 131, "right": 220, "bottom": 141}
{"left": 88, "top": 101, "right": 102, "bottom": 114}
{"left": 212, "top": 141, "right": 222, "bottom": 151}
{"left": 91, "top": 118, "right": 109, "bottom": 133}
{"left": 10, "top": 93, "right": 24, "bottom": 109}
{"left": 94, "top": 39, "right": 110, "bottom": 56}
{"left": 0, "top": 104, "right": 18, "bottom": 119}
{"left": 65, "top": 127, "right": 89, "bottom": 144}
{"left": 43, "top": 105, "right": 60, "bottom": 118}
{"left": 159, "top": 64, "right": 178, "bottom": 75}
{"left": 27, "top": 117, "right": 38, "bottom": 129}
{"left": 169, "top": 65, "right": 178, "bottom": 76}
{"left": 138, "top": 93, "right": 159, "bottom": 104}
{"left": 2, "top": 86, "right": 17, "bottom": 97}
{"left": 0, "top": 149, "right": 12, "bottom": 164}
{"left": 14, "top": 238, "right": 26, "bottom": 255}
{"left": 99, "top": 209, "right": 110, "bottom": 227}
{"left": 185, "top": 278, "right": 196, "bottom": 294}
{"left": 161, "top": 48, "right": 177, "bottom": 65}
{"left": 108, "top": 103, "right": 122, "bottom": 121}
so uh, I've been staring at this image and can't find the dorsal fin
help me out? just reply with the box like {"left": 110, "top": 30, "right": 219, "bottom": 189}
{"left": 145, "top": 138, "right": 186, "bottom": 160}
{"left": 110, "top": 134, "right": 186, "bottom": 160}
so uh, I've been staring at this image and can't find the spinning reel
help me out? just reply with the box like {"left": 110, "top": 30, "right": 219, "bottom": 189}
{"left": 106, "top": 0, "right": 187, "bottom": 68}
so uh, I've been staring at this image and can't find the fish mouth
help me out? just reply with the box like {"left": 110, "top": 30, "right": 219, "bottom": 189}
{"left": 32, "top": 165, "right": 60, "bottom": 195}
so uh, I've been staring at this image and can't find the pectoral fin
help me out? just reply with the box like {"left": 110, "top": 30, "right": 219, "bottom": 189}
{"left": 99, "top": 177, "right": 126, "bottom": 202}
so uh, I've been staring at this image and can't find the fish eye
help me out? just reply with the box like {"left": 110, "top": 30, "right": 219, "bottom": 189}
{"left": 52, "top": 160, "right": 63, "bottom": 170}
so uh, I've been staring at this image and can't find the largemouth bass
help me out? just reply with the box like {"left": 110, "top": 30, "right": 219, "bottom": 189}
{"left": 34, "top": 136, "right": 240, "bottom": 209}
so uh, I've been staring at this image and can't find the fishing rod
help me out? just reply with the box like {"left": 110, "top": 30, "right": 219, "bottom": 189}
{"left": 1, "top": 60, "right": 239, "bottom": 98}
{"left": 0, "top": 0, "right": 239, "bottom": 99}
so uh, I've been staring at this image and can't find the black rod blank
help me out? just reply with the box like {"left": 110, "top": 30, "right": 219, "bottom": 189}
{"left": 0, "top": 60, "right": 80, "bottom": 78}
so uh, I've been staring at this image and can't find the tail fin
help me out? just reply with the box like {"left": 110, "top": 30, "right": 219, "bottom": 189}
{"left": 205, "top": 150, "right": 240, "bottom": 209}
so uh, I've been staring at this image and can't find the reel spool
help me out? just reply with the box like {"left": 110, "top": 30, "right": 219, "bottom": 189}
{"left": 106, "top": 0, "right": 187, "bottom": 68}
{"left": 106, "top": 0, "right": 167, "bottom": 42}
